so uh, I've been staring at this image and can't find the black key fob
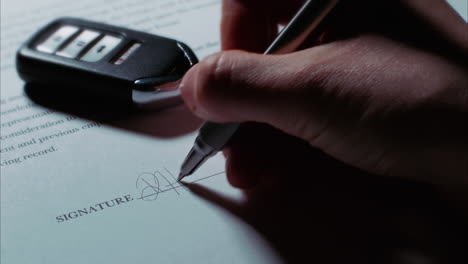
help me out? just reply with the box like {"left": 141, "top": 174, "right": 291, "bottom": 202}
{"left": 16, "top": 17, "right": 198, "bottom": 110}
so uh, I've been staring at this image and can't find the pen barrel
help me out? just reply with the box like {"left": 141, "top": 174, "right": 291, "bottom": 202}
{"left": 265, "top": 0, "right": 340, "bottom": 55}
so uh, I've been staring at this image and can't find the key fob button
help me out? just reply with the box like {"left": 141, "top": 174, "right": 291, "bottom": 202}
{"left": 56, "top": 30, "right": 100, "bottom": 58}
{"left": 80, "top": 35, "right": 122, "bottom": 62}
{"left": 36, "top": 25, "right": 79, "bottom": 53}
{"left": 113, "top": 42, "right": 141, "bottom": 65}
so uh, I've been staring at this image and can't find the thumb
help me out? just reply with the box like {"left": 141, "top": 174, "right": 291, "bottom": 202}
{"left": 179, "top": 49, "right": 340, "bottom": 142}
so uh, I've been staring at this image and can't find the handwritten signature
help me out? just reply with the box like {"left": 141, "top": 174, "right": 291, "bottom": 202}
{"left": 135, "top": 168, "right": 188, "bottom": 201}
{"left": 135, "top": 168, "right": 226, "bottom": 202}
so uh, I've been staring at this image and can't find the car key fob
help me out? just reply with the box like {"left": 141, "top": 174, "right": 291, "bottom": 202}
{"left": 16, "top": 17, "right": 198, "bottom": 110}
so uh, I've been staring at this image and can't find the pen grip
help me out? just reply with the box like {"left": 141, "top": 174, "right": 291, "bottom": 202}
{"left": 199, "top": 122, "right": 240, "bottom": 150}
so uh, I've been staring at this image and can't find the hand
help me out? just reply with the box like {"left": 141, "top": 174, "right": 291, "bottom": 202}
{"left": 180, "top": 0, "right": 468, "bottom": 189}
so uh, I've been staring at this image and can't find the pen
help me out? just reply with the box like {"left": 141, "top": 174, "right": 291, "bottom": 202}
{"left": 178, "top": 0, "right": 341, "bottom": 180}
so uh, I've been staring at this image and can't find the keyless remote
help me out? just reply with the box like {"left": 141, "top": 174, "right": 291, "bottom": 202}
{"left": 16, "top": 17, "right": 198, "bottom": 109}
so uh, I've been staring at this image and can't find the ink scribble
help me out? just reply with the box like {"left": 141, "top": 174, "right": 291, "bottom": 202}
{"left": 136, "top": 172, "right": 161, "bottom": 201}
{"left": 136, "top": 168, "right": 184, "bottom": 201}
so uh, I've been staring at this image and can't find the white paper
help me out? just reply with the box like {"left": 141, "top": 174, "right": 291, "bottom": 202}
{"left": 2, "top": 1, "right": 464, "bottom": 263}
{"left": 447, "top": 0, "right": 468, "bottom": 21}
{"left": 0, "top": 0, "right": 281, "bottom": 263}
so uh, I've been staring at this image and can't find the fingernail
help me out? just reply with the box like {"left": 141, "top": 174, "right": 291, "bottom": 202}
{"left": 179, "top": 65, "right": 200, "bottom": 113}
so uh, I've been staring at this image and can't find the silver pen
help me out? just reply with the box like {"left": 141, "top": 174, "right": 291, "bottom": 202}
{"left": 178, "top": 0, "right": 341, "bottom": 180}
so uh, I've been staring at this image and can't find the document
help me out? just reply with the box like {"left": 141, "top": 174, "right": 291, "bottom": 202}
{"left": 0, "top": 0, "right": 281, "bottom": 263}
{"left": 2, "top": 1, "right": 464, "bottom": 263}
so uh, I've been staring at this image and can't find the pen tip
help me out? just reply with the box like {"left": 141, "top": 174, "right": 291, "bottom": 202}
{"left": 177, "top": 172, "right": 186, "bottom": 182}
